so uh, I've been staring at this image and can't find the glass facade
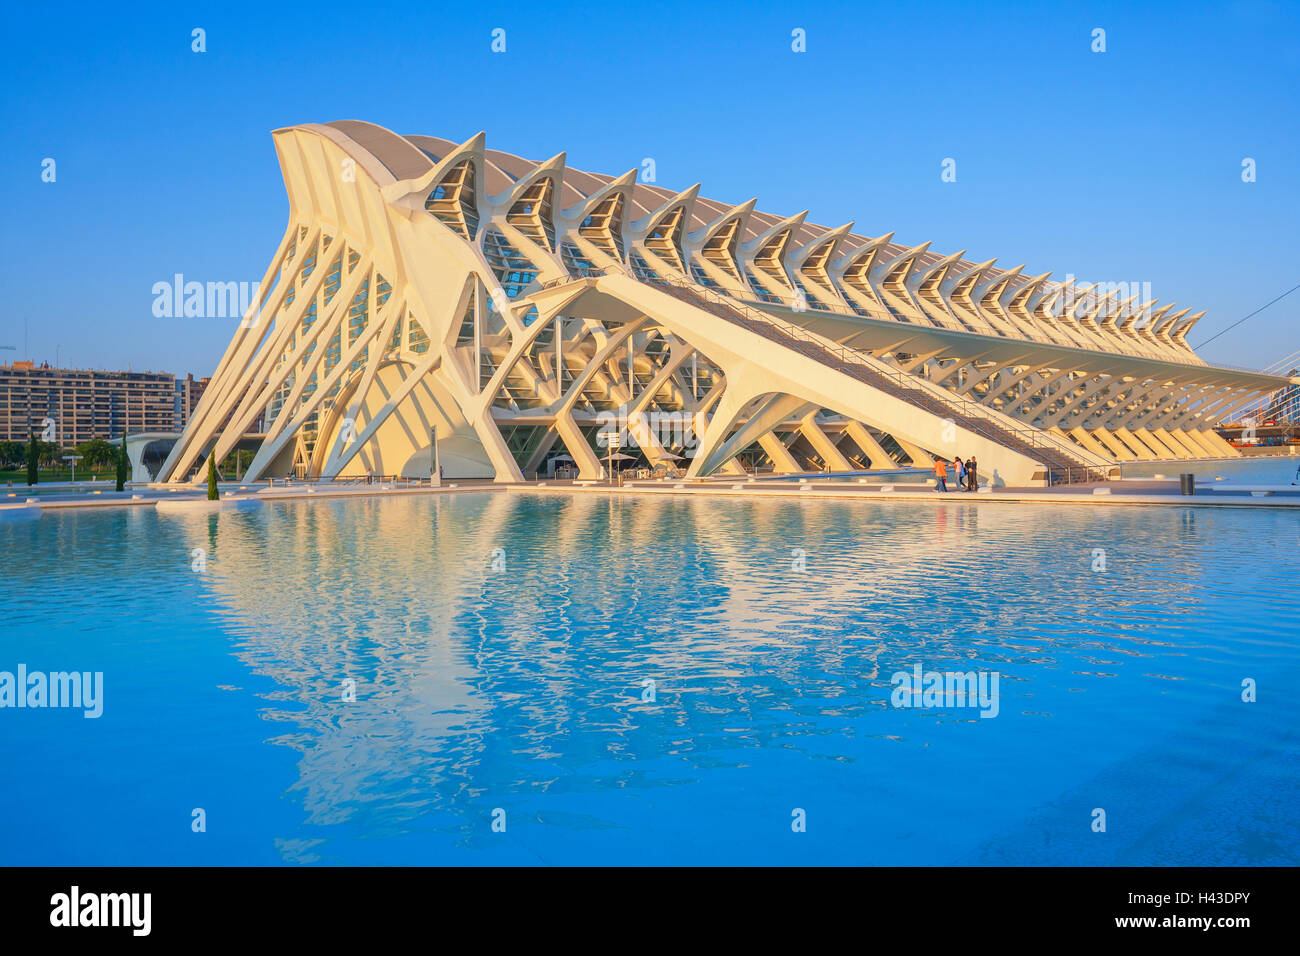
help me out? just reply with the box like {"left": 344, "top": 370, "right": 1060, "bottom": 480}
{"left": 483, "top": 228, "right": 539, "bottom": 299}
{"left": 425, "top": 160, "right": 479, "bottom": 239}
{"left": 561, "top": 240, "right": 601, "bottom": 278}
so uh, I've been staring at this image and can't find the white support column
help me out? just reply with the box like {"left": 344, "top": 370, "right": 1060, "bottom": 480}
{"left": 797, "top": 413, "right": 854, "bottom": 471}
{"left": 893, "top": 437, "right": 935, "bottom": 468}
{"left": 758, "top": 432, "right": 802, "bottom": 473}
{"left": 842, "top": 421, "right": 898, "bottom": 469}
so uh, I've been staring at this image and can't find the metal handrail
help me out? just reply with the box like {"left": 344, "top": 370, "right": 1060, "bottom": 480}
{"left": 538, "top": 262, "right": 1278, "bottom": 377}
{"left": 1226, "top": 381, "right": 1300, "bottom": 426}
{"left": 856, "top": 343, "right": 1113, "bottom": 469}
{"left": 1261, "top": 349, "right": 1300, "bottom": 378}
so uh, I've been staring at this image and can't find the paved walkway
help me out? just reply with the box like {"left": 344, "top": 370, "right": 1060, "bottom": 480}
{"left": 520, "top": 476, "right": 1300, "bottom": 509}
{"left": 0, "top": 480, "right": 490, "bottom": 514}
{"left": 5, "top": 473, "right": 1300, "bottom": 515}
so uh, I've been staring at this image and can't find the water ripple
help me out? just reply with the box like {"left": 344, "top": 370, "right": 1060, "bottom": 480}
{"left": 1, "top": 493, "right": 1297, "bottom": 864}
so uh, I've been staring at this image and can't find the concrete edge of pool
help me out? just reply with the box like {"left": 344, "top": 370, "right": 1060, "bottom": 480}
{"left": 4, "top": 477, "right": 1300, "bottom": 514}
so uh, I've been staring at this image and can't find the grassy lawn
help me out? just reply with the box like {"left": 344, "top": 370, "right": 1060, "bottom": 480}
{"left": 0, "top": 468, "right": 117, "bottom": 485}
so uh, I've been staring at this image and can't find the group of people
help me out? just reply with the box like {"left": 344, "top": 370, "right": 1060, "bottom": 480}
{"left": 932, "top": 455, "right": 978, "bottom": 492}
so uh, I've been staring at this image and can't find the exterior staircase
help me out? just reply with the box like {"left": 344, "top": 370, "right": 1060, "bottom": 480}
{"left": 645, "top": 277, "right": 1111, "bottom": 484}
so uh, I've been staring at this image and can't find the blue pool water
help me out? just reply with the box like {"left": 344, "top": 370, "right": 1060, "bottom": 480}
{"left": 2, "top": 492, "right": 1298, "bottom": 865}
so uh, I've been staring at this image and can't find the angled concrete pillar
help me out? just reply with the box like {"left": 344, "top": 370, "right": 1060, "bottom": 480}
{"left": 842, "top": 421, "right": 897, "bottom": 469}
{"left": 555, "top": 411, "right": 604, "bottom": 479}
{"left": 798, "top": 413, "right": 855, "bottom": 471}
{"left": 1204, "top": 428, "right": 1242, "bottom": 457}
{"left": 893, "top": 437, "right": 935, "bottom": 468}
{"left": 1179, "top": 428, "right": 1231, "bottom": 458}
{"left": 687, "top": 384, "right": 806, "bottom": 479}
{"left": 1092, "top": 427, "right": 1138, "bottom": 460}
{"left": 1115, "top": 427, "right": 1160, "bottom": 460}
{"left": 758, "top": 432, "right": 802, "bottom": 473}
{"left": 1068, "top": 426, "right": 1115, "bottom": 461}
{"left": 1152, "top": 427, "right": 1199, "bottom": 459}
{"left": 1134, "top": 427, "right": 1180, "bottom": 459}
{"left": 1170, "top": 427, "right": 1216, "bottom": 458}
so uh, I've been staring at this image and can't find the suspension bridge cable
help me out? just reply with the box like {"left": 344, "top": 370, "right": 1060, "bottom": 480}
{"left": 1195, "top": 281, "right": 1300, "bottom": 350}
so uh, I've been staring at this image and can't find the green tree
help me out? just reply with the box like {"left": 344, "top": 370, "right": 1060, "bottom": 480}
{"left": 206, "top": 456, "right": 218, "bottom": 500}
{"left": 26, "top": 430, "right": 39, "bottom": 486}
{"left": 116, "top": 434, "right": 128, "bottom": 492}
{"left": 76, "top": 438, "right": 117, "bottom": 470}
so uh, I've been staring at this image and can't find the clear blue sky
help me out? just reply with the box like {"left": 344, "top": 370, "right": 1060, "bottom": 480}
{"left": 1, "top": 0, "right": 1296, "bottom": 375}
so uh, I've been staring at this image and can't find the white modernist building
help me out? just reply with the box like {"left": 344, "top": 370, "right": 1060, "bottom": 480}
{"left": 158, "top": 121, "right": 1292, "bottom": 487}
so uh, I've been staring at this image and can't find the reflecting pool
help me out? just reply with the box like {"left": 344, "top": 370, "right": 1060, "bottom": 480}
{"left": 2, "top": 492, "right": 1297, "bottom": 865}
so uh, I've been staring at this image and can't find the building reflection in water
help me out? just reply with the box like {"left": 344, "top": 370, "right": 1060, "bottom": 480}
{"left": 169, "top": 491, "right": 1211, "bottom": 852}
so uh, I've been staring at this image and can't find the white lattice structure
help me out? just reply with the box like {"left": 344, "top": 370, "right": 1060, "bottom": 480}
{"left": 158, "top": 121, "right": 1293, "bottom": 487}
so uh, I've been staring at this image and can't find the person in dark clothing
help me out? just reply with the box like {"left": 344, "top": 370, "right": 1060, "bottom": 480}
{"left": 966, "top": 455, "right": 978, "bottom": 491}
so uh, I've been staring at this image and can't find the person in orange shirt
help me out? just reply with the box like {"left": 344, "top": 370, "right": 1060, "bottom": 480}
{"left": 932, "top": 457, "right": 948, "bottom": 492}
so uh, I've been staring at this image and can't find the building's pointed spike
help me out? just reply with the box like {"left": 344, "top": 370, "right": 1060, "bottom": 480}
{"left": 791, "top": 221, "right": 858, "bottom": 271}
